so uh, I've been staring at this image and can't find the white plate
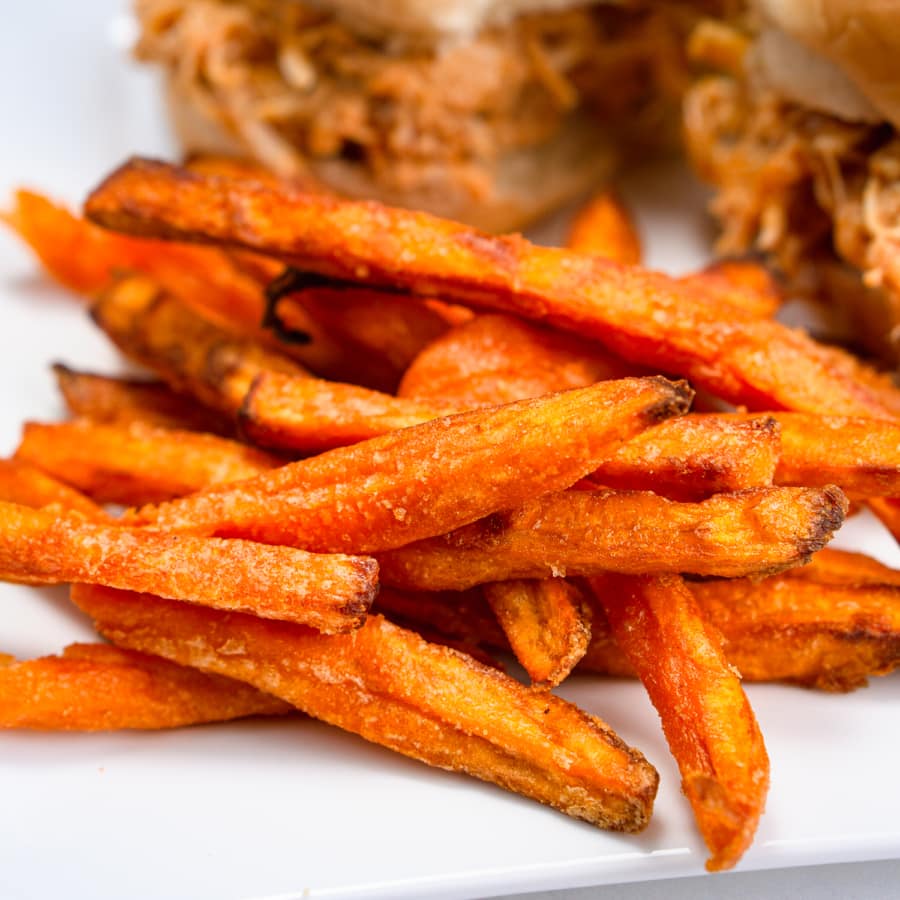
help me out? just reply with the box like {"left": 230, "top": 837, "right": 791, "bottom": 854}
{"left": 1, "top": 3, "right": 898, "bottom": 899}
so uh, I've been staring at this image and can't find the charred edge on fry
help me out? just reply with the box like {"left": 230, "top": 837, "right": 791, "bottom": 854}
{"left": 642, "top": 378, "right": 694, "bottom": 423}
{"left": 797, "top": 485, "right": 850, "bottom": 560}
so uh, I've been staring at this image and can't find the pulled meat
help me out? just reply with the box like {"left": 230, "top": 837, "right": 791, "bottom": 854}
{"left": 684, "top": 74, "right": 900, "bottom": 358}
{"left": 136, "top": 0, "right": 707, "bottom": 197}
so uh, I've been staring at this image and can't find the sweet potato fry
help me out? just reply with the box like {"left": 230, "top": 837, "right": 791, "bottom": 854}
{"left": 581, "top": 559, "right": 900, "bottom": 691}
{"left": 128, "top": 377, "right": 692, "bottom": 551}
{"left": 73, "top": 584, "right": 659, "bottom": 832}
{"left": 0, "top": 501, "right": 376, "bottom": 631}
{"left": 398, "top": 313, "right": 643, "bottom": 409}
{"left": 91, "top": 276, "right": 307, "bottom": 415}
{"left": 16, "top": 419, "right": 279, "bottom": 506}
{"left": 721, "top": 412, "right": 900, "bottom": 497}
{"left": 678, "top": 259, "right": 782, "bottom": 319}
{"left": 589, "top": 573, "right": 769, "bottom": 872}
{"left": 592, "top": 414, "right": 779, "bottom": 501}
{"left": 0, "top": 643, "right": 290, "bottom": 730}
{"left": 53, "top": 363, "right": 233, "bottom": 435}
{"left": 866, "top": 498, "right": 900, "bottom": 543}
{"left": 239, "top": 371, "right": 447, "bottom": 452}
{"left": 794, "top": 547, "right": 900, "bottom": 588}
{"left": 0, "top": 458, "right": 106, "bottom": 519}
{"left": 483, "top": 579, "right": 592, "bottom": 688}
{"left": 566, "top": 191, "right": 643, "bottom": 264}
{"left": 377, "top": 486, "right": 847, "bottom": 590}
{"left": 84, "top": 159, "right": 900, "bottom": 418}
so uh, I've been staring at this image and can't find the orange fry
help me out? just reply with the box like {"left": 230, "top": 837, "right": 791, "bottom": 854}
{"left": 0, "top": 643, "right": 290, "bottom": 730}
{"left": 867, "top": 498, "right": 900, "bottom": 543}
{"left": 483, "top": 579, "right": 591, "bottom": 688}
{"left": 566, "top": 191, "right": 642, "bottom": 264}
{"left": 53, "top": 363, "right": 233, "bottom": 435}
{"left": 239, "top": 371, "right": 447, "bottom": 452}
{"left": 795, "top": 547, "right": 900, "bottom": 588}
{"left": 84, "top": 159, "right": 900, "bottom": 418}
{"left": 16, "top": 419, "right": 279, "bottom": 506}
{"left": 398, "top": 313, "right": 643, "bottom": 409}
{"left": 74, "top": 585, "right": 659, "bottom": 832}
{"left": 678, "top": 259, "right": 782, "bottom": 319}
{"left": 0, "top": 502, "right": 376, "bottom": 632}
{"left": 377, "top": 486, "right": 847, "bottom": 589}
{"left": 128, "top": 377, "right": 692, "bottom": 551}
{"left": 0, "top": 458, "right": 106, "bottom": 519}
{"left": 589, "top": 573, "right": 769, "bottom": 872}
{"left": 92, "top": 276, "right": 306, "bottom": 416}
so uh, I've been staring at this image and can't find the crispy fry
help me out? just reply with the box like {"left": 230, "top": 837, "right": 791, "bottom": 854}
{"left": 0, "top": 458, "right": 106, "bottom": 519}
{"left": 592, "top": 414, "right": 779, "bottom": 501}
{"left": 91, "top": 276, "right": 306, "bottom": 415}
{"left": 483, "top": 579, "right": 591, "bottom": 688}
{"left": 721, "top": 412, "right": 900, "bottom": 497}
{"left": 582, "top": 558, "right": 900, "bottom": 691}
{"left": 678, "top": 259, "right": 782, "bottom": 319}
{"left": 0, "top": 643, "right": 290, "bottom": 730}
{"left": 398, "top": 313, "right": 642, "bottom": 409}
{"left": 84, "top": 159, "right": 900, "bottom": 417}
{"left": 128, "top": 377, "right": 692, "bottom": 551}
{"left": 239, "top": 371, "right": 447, "bottom": 452}
{"left": 589, "top": 573, "right": 769, "bottom": 872}
{"left": 53, "top": 363, "right": 233, "bottom": 434}
{"left": 566, "top": 191, "right": 642, "bottom": 264}
{"left": 16, "top": 419, "right": 279, "bottom": 506}
{"left": 0, "top": 502, "right": 376, "bottom": 631}
{"left": 73, "top": 585, "right": 659, "bottom": 832}
{"left": 377, "top": 486, "right": 847, "bottom": 589}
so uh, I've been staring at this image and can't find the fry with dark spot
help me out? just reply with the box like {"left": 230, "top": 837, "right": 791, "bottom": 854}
{"left": 73, "top": 585, "right": 660, "bottom": 833}
{"left": 0, "top": 501, "right": 377, "bottom": 632}
{"left": 0, "top": 643, "right": 290, "bottom": 730}
{"left": 376, "top": 486, "right": 848, "bottom": 590}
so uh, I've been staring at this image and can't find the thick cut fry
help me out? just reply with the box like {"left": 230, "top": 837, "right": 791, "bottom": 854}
{"left": 566, "top": 191, "right": 642, "bottom": 264}
{"left": 483, "top": 579, "right": 591, "bottom": 688}
{"left": 398, "top": 313, "right": 643, "bottom": 409}
{"left": 16, "top": 420, "right": 279, "bottom": 506}
{"left": 74, "top": 585, "right": 659, "bottom": 832}
{"left": 377, "top": 486, "right": 848, "bottom": 590}
{"left": 0, "top": 458, "right": 106, "bottom": 519}
{"left": 84, "top": 159, "right": 900, "bottom": 418}
{"left": 678, "top": 259, "right": 782, "bottom": 319}
{"left": 722, "top": 412, "right": 900, "bottom": 497}
{"left": 91, "top": 276, "right": 306, "bottom": 415}
{"left": 581, "top": 560, "right": 900, "bottom": 691}
{"left": 0, "top": 502, "right": 376, "bottom": 631}
{"left": 239, "top": 371, "right": 447, "bottom": 452}
{"left": 128, "top": 377, "right": 692, "bottom": 551}
{"left": 0, "top": 643, "right": 290, "bottom": 730}
{"left": 53, "top": 364, "right": 233, "bottom": 435}
{"left": 593, "top": 414, "right": 779, "bottom": 501}
{"left": 589, "top": 573, "right": 769, "bottom": 872}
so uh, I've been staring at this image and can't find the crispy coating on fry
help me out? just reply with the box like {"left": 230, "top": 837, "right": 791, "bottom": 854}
{"left": 0, "top": 502, "right": 377, "bottom": 631}
{"left": 484, "top": 579, "right": 591, "bottom": 688}
{"left": 377, "top": 486, "right": 848, "bottom": 590}
{"left": 724, "top": 413, "right": 900, "bottom": 497}
{"left": 53, "top": 364, "right": 233, "bottom": 435}
{"left": 239, "top": 371, "right": 447, "bottom": 452}
{"left": 678, "top": 259, "right": 782, "bottom": 319}
{"left": 795, "top": 547, "right": 900, "bottom": 588}
{"left": 84, "top": 159, "right": 899, "bottom": 417}
{"left": 589, "top": 574, "right": 769, "bottom": 872}
{"left": 73, "top": 585, "right": 659, "bottom": 832}
{"left": 0, "top": 458, "right": 106, "bottom": 519}
{"left": 566, "top": 191, "right": 643, "bottom": 265}
{"left": 398, "top": 313, "right": 642, "bottom": 409}
{"left": 129, "top": 378, "right": 692, "bottom": 551}
{"left": 16, "top": 419, "right": 278, "bottom": 506}
{"left": 0, "top": 643, "right": 290, "bottom": 730}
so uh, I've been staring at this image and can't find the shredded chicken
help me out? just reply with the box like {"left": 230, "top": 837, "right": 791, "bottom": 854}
{"left": 685, "top": 74, "right": 900, "bottom": 357}
{"left": 136, "top": 0, "right": 709, "bottom": 196}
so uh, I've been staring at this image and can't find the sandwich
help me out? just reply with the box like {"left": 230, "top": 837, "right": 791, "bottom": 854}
{"left": 684, "top": 1, "right": 900, "bottom": 363}
{"left": 134, "top": 0, "right": 719, "bottom": 232}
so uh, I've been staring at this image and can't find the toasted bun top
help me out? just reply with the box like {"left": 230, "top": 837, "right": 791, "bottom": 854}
{"left": 754, "top": 0, "right": 900, "bottom": 129}
{"left": 305, "top": 0, "right": 594, "bottom": 41}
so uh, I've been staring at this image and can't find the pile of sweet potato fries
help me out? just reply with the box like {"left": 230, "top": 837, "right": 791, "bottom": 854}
{"left": 2, "top": 157, "right": 900, "bottom": 872}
